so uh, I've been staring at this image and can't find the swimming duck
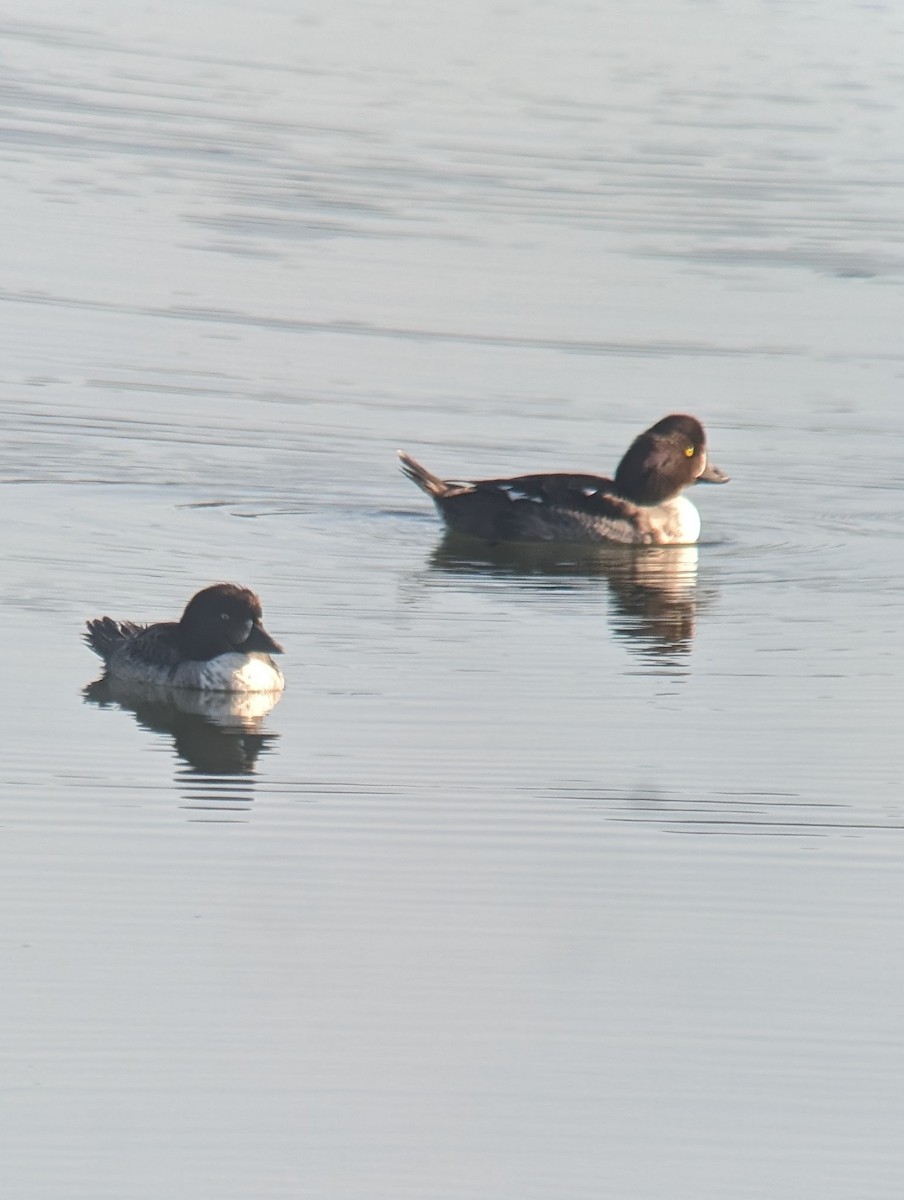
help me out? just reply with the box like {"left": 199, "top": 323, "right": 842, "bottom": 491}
{"left": 399, "top": 413, "right": 728, "bottom": 545}
{"left": 84, "top": 583, "right": 285, "bottom": 692}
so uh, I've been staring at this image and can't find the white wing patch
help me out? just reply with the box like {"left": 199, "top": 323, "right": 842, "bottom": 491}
{"left": 581, "top": 486, "right": 598, "bottom": 497}
{"left": 494, "top": 485, "right": 544, "bottom": 504}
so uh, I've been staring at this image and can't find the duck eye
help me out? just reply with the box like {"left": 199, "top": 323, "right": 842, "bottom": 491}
{"left": 220, "top": 611, "right": 231, "bottom": 621}
{"left": 684, "top": 446, "right": 695, "bottom": 458}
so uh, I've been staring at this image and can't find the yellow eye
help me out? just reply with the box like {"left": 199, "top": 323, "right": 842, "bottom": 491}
{"left": 684, "top": 446, "right": 695, "bottom": 458}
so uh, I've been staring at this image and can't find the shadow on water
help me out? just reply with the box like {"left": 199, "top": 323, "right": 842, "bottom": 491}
{"left": 429, "top": 534, "right": 717, "bottom": 662}
{"left": 83, "top": 676, "right": 281, "bottom": 815}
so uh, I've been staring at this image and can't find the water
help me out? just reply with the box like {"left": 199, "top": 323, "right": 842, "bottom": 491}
{"left": 2, "top": 1, "right": 904, "bottom": 1196}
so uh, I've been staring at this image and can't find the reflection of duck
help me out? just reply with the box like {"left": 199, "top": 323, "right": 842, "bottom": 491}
{"left": 83, "top": 675, "right": 281, "bottom": 775}
{"left": 84, "top": 583, "right": 285, "bottom": 693}
{"left": 429, "top": 536, "right": 711, "bottom": 659}
{"left": 400, "top": 414, "right": 728, "bottom": 545}
{"left": 607, "top": 545, "right": 701, "bottom": 658}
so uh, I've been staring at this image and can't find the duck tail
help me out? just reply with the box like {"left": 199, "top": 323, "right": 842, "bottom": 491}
{"left": 84, "top": 617, "right": 143, "bottom": 662}
{"left": 397, "top": 451, "right": 449, "bottom": 498}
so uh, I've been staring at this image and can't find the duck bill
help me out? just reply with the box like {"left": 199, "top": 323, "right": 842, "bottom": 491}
{"left": 243, "top": 624, "right": 285, "bottom": 654}
{"left": 697, "top": 460, "right": 730, "bottom": 484}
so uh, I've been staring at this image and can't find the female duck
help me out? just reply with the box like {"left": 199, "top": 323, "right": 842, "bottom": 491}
{"left": 84, "top": 583, "right": 285, "bottom": 693}
{"left": 399, "top": 413, "right": 728, "bottom": 545}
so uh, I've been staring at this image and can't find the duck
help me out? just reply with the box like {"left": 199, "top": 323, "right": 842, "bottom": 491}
{"left": 399, "top": 413, "right": 728, "bottom": 545}
{"left": 84, "top": 583, "right": 285, "bottom": 693}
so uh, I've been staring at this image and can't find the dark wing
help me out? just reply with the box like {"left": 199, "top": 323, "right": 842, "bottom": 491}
{"left": 117, "top": 622, "right": 184, "bottom": 669}
{"left": 474, "top": 472, "right": 639, "bottom": 514}
{"left": 467, "top": 472, "right": 644, "bottom": 543}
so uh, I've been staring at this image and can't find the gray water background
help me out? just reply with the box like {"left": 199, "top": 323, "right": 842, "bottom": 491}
{"left": 2, "top": 1, "right": 904, "bottom": 1197}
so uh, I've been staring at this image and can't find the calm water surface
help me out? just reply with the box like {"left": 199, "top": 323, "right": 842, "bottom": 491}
{"left": 2, "top": 1, "right": 904, "bottom": 1197}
